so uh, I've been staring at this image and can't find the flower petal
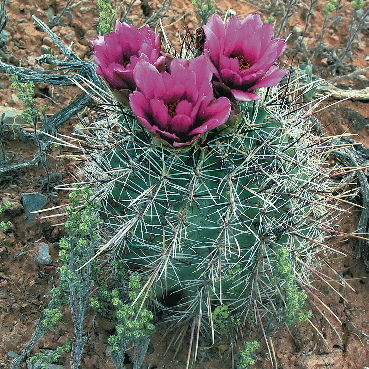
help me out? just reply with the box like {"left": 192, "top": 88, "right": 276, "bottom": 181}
{"left": 191, "top": 97, "right": 231, "bottom": 135}
{"left": 176, "top": 100, "right": 193, "bottom": 116}
{"left": 203, "top": 14, "right": 225, "bottom": 65}
{"left": 149, "top": 98, "right": 170, "bottom": 131}
{"left": 170, "top": 115, "right": 193, "bottom": 133}
{"left": 133, "top": 60, "right": 166, "bottom": 98}
{"left": 248, "top": 67, "right": 289, "bottom": 91}
{"left": 129, "top": 91, "right": 153, "bottom": 130}
{"left": 221, "top": 68, "right": 244, "bottom": 86}
{"left": 231, "top": 89, "right": 261, "bottom": 101}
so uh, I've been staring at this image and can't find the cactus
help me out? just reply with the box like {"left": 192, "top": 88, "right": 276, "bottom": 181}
{"left": 3, "top": 7, "right": 352, "bottom": 369}
{"left": 73, "top": 12, "right": 348, "bottom": 367}
{"left": 79, "top": 68, "right": 336, "bottom": 335}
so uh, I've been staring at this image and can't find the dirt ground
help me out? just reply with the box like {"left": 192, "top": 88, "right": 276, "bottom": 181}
{"left": 0, "top": 0, "right": 369, "bottom": 368}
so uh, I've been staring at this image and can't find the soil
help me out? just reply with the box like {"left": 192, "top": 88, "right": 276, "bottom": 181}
{"left": 0, "top": 1, "right": 369, "bottom": 368}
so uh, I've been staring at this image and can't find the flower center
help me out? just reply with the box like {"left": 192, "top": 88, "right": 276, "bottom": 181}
{"left": 233, "top": 55, "right": 251, "bottom": 71}
{"left": 166, "top": 100, "right": 181, "bottom": 117}
{"left": 122, "top": 55, "right": 131, "bottom": 67}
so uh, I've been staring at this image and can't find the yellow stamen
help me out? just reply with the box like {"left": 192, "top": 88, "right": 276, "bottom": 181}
{"left": 167, "top": 100, "right": 181, "bottom": 117}
{"left": 234, "top": 55, "right": 250, "bottom": 71}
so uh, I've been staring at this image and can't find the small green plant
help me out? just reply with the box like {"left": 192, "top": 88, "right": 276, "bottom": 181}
{"left": 192, "top": 0, "right": 216, "bottom": 23}
{"left": 238, "top": 340, "right": 260, "bottom": 369}
{"left": 10, "top": 76, "right": 37, "bottom": 125}
{"left": 10, "top": 75, "right": 53, "bottom": 184}
{"left": 40, "top": 308, "right": 63, "bottom": 329}
{"left": 0, "top": 220, "right": 12, "bottom": 232}
{"left": 274, "top": 247, "right": 312, "bottom": 324}
{"left": 336, "top": 0, "right": 369, "bottom": 65}
{"left": 323, "top": 0, "right": 337, "bottom": 18}
{"left": 60, "top": 187, "right": 100, "bottom": 368}
{"left": 264, "top": 15, "right": 276, "bottom": 24}
{"left": 97, "top": 0, "right": 116, "bottom": 35}
{"left": 10, "top": 187, "right": 100, "bottom": 369}
{"left": 88, "top": 267, "right": 154, "bottom": 368}
{"left": 351, "top": 0, "right": 365, "bottom": 10}
{"left": 0, "top": 201, "right": 13, "bottom": 232}
{"left": 108, "top": 274, "right": 155, "bottom": 350}
{"left": 0, "top": 201, "right": 13, "bottom": 213}
{"left": 316, "top": 0, "right": 339, "bottom": 49}
{"left": 212, "top": 305, "right": 240, "bottom": 335}
{"left": 28, "top": 341, "right": 72, "bottom": 369}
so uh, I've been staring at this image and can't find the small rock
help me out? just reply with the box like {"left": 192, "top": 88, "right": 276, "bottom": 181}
{"left": 64, "top": 31, "right": 75, "bottom": 41}
{"left": 7, "top": 351, "right": 19, "bottom": 358}
{"left": 8, "top": 93, "right": 23, "bottom": 106}
{"left": 0, "top": 30, "right": 10, "bottom": 47}
{"left": 42, "top": 36, "right": 53, "bottom": 47}
{"left": 35, "top": 243, "right": 52, "bottom": 265}
{"left": 21, "top": 192, "right": 48, "bottom": 224}
{"left": 0, "top": 106, "right": 28, "bottom": 137}
{"left": 27, "top": 55, "right": 37, "bottom": 66}
{"left": 79, "top": 7, "right": 91, "bottom": 13}
{"left": 341, "top": 107, "right": 369, "bottom": 131}
{"left": 40, "top": 45, "right": 52, "bottom": 54}
{"left": 292, "top": 26, "right": 303, "bottom": 35}
{"left": 44, "top": 7, "right": 56, "bottom": 22}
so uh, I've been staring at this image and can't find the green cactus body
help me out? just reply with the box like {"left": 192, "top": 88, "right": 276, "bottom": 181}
{"left": 82, "top": 79, "right": 333, "bottom": 327}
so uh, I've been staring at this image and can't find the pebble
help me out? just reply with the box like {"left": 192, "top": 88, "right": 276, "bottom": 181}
{"left": 40, "top": 45, "right": 51, "bottom": 53}
{"left": 21, "top": 192, "right": 48, "bottom": 224}
{"left": 79, "top": 7, "right": 91, "bottom": 14}
{"left": 341, "top": 107, "right": 368, "bottom": 131}
{"left": 26, "top": 55, "right": 37, "bottom": 66}
{"left": 0, "top": 30, "right": 10, "bottom": 47}
{"left": 292, "top": 26, "right": 303, "bottom": 35}
{"left": 44, "top": 7, "right": 56, "bottom": 22}
{"left": 42, "top": 36, "right": 54, "bottom": 47}
{"left": 0, "top": 106, "right": 27, "bottom": 138}
{"left": 0, "top": 106, "right": 26, "bottom": 125}
{"left": 64, "top": 32, "right": 75, "bottom": 41}
{"left": 35, "top": 243, "right": 52, "bottom": 265}
{"left": 8, "top": 93, "right": 23, "bottom": 106}
{"left": 7, "top": 351, "right": 19, "bottom": 358}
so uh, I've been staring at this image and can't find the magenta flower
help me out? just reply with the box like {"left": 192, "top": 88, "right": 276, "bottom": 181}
{"left": 91, "top": 21, "right": 165, "bottom": 93}
{"left": 203, "top": 14, "right": 288, "bottom": 101}
{"left": 129, "top": 55, "right": 231, "bottom": 148}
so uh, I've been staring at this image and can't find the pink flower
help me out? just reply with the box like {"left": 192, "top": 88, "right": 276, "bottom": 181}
{"left": 129, "top": 56, "right": 231, "bottom": 148}
{"left": 91, "top": 21, "right": 165, "bottom": 92}
{"left": 203, "top": 14, "right": 288, "bottom": 101}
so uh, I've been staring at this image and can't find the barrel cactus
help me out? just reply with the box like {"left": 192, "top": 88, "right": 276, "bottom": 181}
{"left": 78, "top": 12, "right": 343, "bottom": 364}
